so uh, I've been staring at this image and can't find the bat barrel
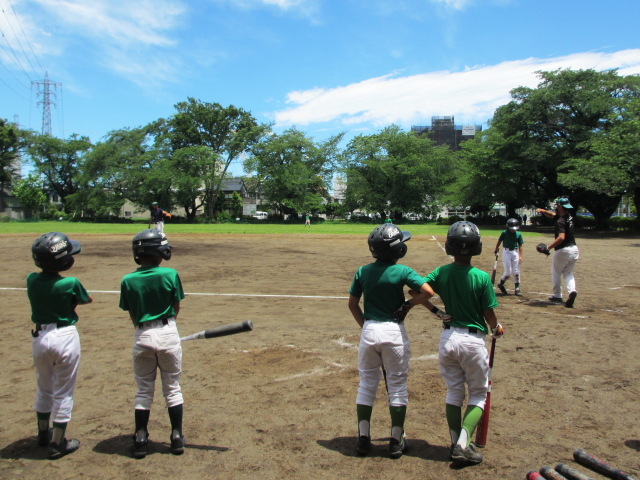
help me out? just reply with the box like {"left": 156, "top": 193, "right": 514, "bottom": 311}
{"left": 555, "top": 463, "right": 595, "bottom": 480}
{"left": 204, "top": 320, "right": 253, "bottom": 339}
{"left": 573, "top": 449, "right": 636, "bottom": 480}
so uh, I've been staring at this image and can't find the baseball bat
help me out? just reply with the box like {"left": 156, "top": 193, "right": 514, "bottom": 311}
{"left": 474, "top": 336, "right": 496, "bottom": 447}
{"left": 573, "top": 449, "right": 636, "bottom": 480}
{"left": 540, "top": 466, "right": 569, "bottom": 480}
{"left": 528, "top": 472, "right": 545, "bottom": 480}
{"left": 180, "top": 320, "right": 253, "bottom": 342}
{"left": 491, "top": 253, "right": 498, "bottom": 285}
{"left": 555, "top": 463, "right": 595, "bottom": 480}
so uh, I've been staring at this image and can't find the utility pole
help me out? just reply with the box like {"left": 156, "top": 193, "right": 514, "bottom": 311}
{"left": 32, "top": 72, "right": 61, "bottom": 136}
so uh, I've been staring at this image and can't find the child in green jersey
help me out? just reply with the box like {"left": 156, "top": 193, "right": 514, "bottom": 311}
{"left": 119, "top": 229, "right": 186, "bottom": 459}
{"left": 28, "top": 232, "right": 93, "bottom": 460}
{"left": 348, "top": 223, "right": 434, "bottom": 458}
{"left": 494, "top": 218, "right": 524, "bottom": 296}
{"left": 412, "top": 221, "right": 504, "bottom": 465}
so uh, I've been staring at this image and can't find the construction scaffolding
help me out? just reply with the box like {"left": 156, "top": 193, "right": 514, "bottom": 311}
{"left": 411, "top": 116, "right": 482, "bottom": 151}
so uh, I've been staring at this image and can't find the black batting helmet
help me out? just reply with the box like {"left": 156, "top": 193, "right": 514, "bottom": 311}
{"left": 445, "top": 221, "right": 482, "bottom": 256}
{"left": 368, "top": 223, "right": 411, "bottom": 260}
{"left": 506, "top": 218, "right": 520, "bottom": 230}
{"left": 32, "top": 232, "right": 82, "bottom": 272}
{"left": 132, "top": 229, "right": 172, "bottom": 265}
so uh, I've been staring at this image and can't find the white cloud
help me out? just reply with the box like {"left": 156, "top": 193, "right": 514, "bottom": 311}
{"left": 430, "top": 0, "right": 472, "bottom": 10}
{"left": 273, "top": 49, "right": 640, "bottom": 128}
{"left": 221, "top": 0, "right": 310, "bottom": 9}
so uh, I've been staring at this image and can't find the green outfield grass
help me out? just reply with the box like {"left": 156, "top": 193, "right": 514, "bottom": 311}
{"left": 0, "top": 221, "right": 545, "bottom": 237}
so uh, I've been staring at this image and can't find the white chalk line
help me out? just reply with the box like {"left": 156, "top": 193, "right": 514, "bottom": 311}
{"left": 0, "top": 287, "right": 347, "bottom": 300}
{"left": 432, "top": 236, "right": 453, "bottom": 260}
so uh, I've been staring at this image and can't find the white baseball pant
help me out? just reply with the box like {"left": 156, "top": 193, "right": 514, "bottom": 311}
{"left": 438, "top": 326, "right": 489, "bottom": 409}
{"left": 32, "top": 324, "right": 81, "bottom": 423}
{"left": 154, "top": 221, "right": 164, "bottom": 233}
{"left": 357, "top": 320, "right": 411, "bottom": 407}
{"left": 551, "top": 245, "right": 579, "bottom": 298}
{"left": 500, "top": 248, "right": 520, "bottom": 283}
{"left": 133, "top": 318, "right": 183, "bottom": 410}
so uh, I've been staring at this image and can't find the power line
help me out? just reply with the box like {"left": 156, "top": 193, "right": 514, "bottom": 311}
{"left": 0, "top": 71, "right": 29, "bottom": 100}
{"left": 0, "top": 1, "right": 38, "bottom": 77}
{"left": 7, "top": 0, "right": 45, "bottom": 77}
{"left": 0, "top": 54, "right": 28, "bottom": 88}
{"left": 0, "top": 25, "right": 32, "bottom": 82}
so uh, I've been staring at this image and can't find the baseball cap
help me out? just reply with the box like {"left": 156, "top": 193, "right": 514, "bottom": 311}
{"left": 555, "top": 197, "right": 573, "bottom": 209}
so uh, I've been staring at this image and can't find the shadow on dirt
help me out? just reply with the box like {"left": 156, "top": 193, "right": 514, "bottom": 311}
{"left": 92, "top": 434, "right": 229, "bottom": 458}
{"left": 0, "top": 436, "right": 49, "bottom": 460}
{"left": 317, "top": 436, "right": 451, "bottom": 462}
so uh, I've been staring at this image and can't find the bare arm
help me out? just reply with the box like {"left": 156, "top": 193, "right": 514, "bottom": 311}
{"left": 174, "top": 302, "right": 180, "bottom": 318}
{"left": 546, "top": 232, "right": 565, "bottom": 250}
{"left": 483, "top": 308, "right": 497, "bottom": 329}
{"left": 80, "top": 295, "right": 93, "bottom": 305}
{"left": 494, "top": 239, "right": 502, "bottom": 253}
{"left": 536, "top": 208, "right": 555, "bottom": 219}
{"left": 348, "top": 295, "right": 365, "bottom": 328}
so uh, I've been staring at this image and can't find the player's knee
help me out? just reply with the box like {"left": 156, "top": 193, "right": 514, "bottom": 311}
{"left": 445, "top": 388, "right": 465, "bottom": 407}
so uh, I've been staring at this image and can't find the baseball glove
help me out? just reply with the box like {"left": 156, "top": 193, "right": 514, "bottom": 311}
{"left": 164, "top": 212, "right": 172, "bottom": 219}
{"left": 536, "top": 243, "right": 550, "bottom": 256}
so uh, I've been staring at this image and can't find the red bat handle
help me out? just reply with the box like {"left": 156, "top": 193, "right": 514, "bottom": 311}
{"left": 475, "top": 337, "right": 496, "bottom": 447}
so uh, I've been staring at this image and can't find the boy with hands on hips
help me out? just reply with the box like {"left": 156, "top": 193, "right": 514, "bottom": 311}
{"left": 348, "top": 223, "right": 435, "bottom": 459}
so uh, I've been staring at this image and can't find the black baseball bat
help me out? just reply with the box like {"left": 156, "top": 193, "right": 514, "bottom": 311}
{"left": 180, "top": 320, "right": 253, "bottom": 342}
{"left": 573, "top": 449, "right": 636, "bottom": 480}
{"left": 491, "top": 253, "right": 498, "bottom": 285}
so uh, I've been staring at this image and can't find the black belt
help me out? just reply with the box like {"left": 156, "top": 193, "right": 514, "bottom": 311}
{"left": 137, "top": 318, "right": 169, "bottom": 329}
{"left": 31, "top": 323, "right": 68, "bottom": 337}
{"left": 443, "top": 324, "right": 478, "bottom": 334}
{"left": 506, "top": 248, "right": 518, "bottom": 251}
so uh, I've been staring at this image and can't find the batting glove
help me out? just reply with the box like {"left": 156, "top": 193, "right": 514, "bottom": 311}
{"left": 430, "top": 306, "right": 452, "bottom": 322}
{"left": 490, "top": 323, "right": 504, "bottom": 338}
{"left": 393, "top": 300, "right": 413, "bottom": 323}
{"left": 494, "top": 249, "right": 499, "bottom": 255}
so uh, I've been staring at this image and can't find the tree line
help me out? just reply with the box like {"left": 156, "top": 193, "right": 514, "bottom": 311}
{"left": 1, "top": 68, "right": 639, "bottom": 227}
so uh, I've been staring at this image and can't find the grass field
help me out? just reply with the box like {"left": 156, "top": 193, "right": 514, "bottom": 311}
{"left": 0, "top": 221, "right": 544, "bottom": 237}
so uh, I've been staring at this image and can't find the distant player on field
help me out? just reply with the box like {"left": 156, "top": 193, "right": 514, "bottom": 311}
{"left": 494, "top": 218, "right": 524, "bottom": 296}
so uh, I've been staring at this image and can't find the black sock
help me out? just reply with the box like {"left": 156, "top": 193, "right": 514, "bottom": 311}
{"left": 134, "top": 409, "right": 150, "bottom": 436}
{"left": 168, "top": 404, "right": 183, "bottom": 439}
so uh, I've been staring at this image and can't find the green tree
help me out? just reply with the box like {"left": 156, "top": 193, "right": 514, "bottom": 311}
{"left": 28, "top": 133, "right": 92, "bottom": 210}
{"left": 231, "top": 191, "right": 243, "bottom": 218}
{"left": 159, "top": 98, "right": 270, "bottom": 216}
{"left": 559, "top": 95, "right": 640, "bottom": 214}
{"left": 457, "top": 69, "right": 640, "bottom": 226}
{"left": 12, "top": 173, "right": 47, "bottom": 216}
{"left": 342, "top": 125, "right": 457, "bottom": 222}
{"left": 0, "top": 119, "right": 21, "bottom": 213}
{"left": 245, "top": 128, "right": 343, "bottom": 219}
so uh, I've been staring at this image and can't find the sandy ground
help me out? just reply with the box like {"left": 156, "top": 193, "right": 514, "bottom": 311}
{"left": 1, "top": 230, "right": 640, "bottom": 480}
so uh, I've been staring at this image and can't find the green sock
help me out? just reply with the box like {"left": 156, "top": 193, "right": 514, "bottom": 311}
{"left": 460, "top": 405, "right": 484, "bottom": 447}
{"left": 356, "top": 404, "right": 373, "bottom": 437}
{"left": 515, "top": 283, "right": 520, "bottom": 288}
{"left": 445, "top": 403, "right": 462, "bottom": 444}
{"left": 52, "top": 422, "right": 67, "bottom": 445}
{"left": 36, "top": 412, "right": 50, "bottom": 432}
{"left": 389, "top": 405, "right": 406, "bottom": 441}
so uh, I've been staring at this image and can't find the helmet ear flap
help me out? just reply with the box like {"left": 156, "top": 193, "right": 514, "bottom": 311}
{"left": 395, "top": 243, "right": 407, "bottom": 259}
{"left": 58, "top": 256, "right": 75, "bottom": 272}
{"left": 159, "top": 245, "right": 171, "bottom": 261}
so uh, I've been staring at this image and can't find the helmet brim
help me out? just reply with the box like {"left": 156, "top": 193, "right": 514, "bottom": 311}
{"left": 69, "top": 240, "right": 82, "bottom": 255}
{"left": 508, "top": 226, "right": 519, "bottom": 231}
{"left": 401, "top": 231, "right": 412, "bottom": 243}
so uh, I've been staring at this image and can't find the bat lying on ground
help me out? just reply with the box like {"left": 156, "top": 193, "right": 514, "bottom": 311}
{"left": 180, "top": 320, "right": 253, "bottom": 342}
{"left": 573, "top": 449, "right": 636, "bottom": 480}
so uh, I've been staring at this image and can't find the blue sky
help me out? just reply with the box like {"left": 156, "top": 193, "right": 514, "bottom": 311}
{"left": 1, "top": 0, "right": 640, "bottom": 176}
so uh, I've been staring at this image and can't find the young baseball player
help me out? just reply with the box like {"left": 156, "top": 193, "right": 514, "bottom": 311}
{"left": 412, "top": 221, "right": 504, "bottom": 465}
{"left": 28, "top": 232, "right": 93, "bottom": 459}
{"left": 348, "top": 223, "right": 435, "bottom": 458}
{"left": 119, "top": 229, "right": 186, "bottom": 459}
{"left": 494, "top": 218, "right": 524, "bottom": 296}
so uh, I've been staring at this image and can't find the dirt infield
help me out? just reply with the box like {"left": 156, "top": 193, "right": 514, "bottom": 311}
{"left": 1, "top": 231, "right": 640, "bottom": 480}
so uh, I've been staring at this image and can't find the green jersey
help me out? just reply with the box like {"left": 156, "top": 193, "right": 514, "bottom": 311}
{"left": 119, "top": 265, "right": 185, "bottom": 326}
{"left": 424, "top": 263, "right": 498, "bottom": 333}
{"left": 349, "top": 260, "right": 425, "bottom": 322}
{"left": 27, "top": 272, "right": 90, "bottom": 326}
{"left": 498, "top": 230, "right": 524, "bottom": 250}
{"left": 384, "top": 218, "right": 392, "bottom": 224}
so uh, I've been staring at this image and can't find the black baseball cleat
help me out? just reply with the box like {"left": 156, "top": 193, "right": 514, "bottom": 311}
{"left": 548, "top": 296, "right": 563, "bottom": 303}
{"left": 356, "top": 435, "right": 371, "bottom": 456}
{"left": 450, "top": 442, "right": 483, "bottom": 465}
{"left": 514, "top": 288, "right": 522, "bottom": 296}
{"left": 170, "top": 434, "right": 185, "bottom": 455}
{"left": 49, "top": 438, "right": 80, "bottom": 460}
{"left": 565, "top": 291, "right": 577, "bottom": 308}
{"left": 38, "top": 428, "right": 52, "bottom": 447}
{"left": 132, "top": 433, "right": 148, "bottom": 459}
{"left": 389, "top": 432, "right": 408, "bottom": 459}
{"left": 497, "top": 284, "right": 508, "bottom": 295}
